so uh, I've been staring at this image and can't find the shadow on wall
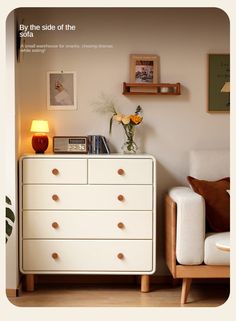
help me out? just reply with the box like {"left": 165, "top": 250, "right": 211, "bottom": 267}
{"left": 138, "top": 122, "right": 156, "bottom": 154}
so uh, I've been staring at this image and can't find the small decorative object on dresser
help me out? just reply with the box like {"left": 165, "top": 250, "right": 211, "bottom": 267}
{"left": 112, "top": 105, "right": 143, "bottom": 154}
{"left": 30, "top": 120, "right": 49, "bottom": 154}
{"left": 88, "top": 135, "right": 110, "bottom": 154}
{"left": 94, "top": 96, "right": 143, "bottom": 154}
{"left": 19, "top": 154, "right": 156, "bottom": 293}
{"left": 53, "top": 136, "right": 88, "bottom": 154}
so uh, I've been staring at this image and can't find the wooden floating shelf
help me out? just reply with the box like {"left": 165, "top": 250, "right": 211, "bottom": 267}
{"left": 123, "top": 82, "right": 181, "bottom": 95}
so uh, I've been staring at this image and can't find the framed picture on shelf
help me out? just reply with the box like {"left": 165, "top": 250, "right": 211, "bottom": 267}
{"left": 47, "top": 71, "right": 77, "bottom": 110}
{"left": 208, "top": 54, "right": 230, "bottom": 113}
{"left": 130, "top": 54, "right": 159, "bottom": 84}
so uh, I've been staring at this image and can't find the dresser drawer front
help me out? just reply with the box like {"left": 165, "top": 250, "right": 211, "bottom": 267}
{"left": 22, "top": 240, "right": 153, "bottom": 272}
{"left": 23, "top": 158, "right": 87, "bottom": 184}
{"left": 23, "top": 185, "right": 153, "bottom": 210}
{"left": 23, "top": 211, "right": 153, "bottom": 239}
{"left": 88, "top": 159, "right": 153, "bottom": 184}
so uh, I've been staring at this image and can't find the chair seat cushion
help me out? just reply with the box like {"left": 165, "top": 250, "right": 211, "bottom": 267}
{"left": 204, "top": 232, "right": 230, "bottom": 265}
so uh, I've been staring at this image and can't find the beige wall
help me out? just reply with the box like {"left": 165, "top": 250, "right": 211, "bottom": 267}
{"left": 16, "top": 8, "right": 229, "bottom": 275}
{"left": 5, "top": 11, "right": 19, "bottom": 290}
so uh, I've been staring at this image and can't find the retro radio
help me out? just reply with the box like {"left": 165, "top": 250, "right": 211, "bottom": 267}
{"left": 53, "top": 136, "right": 88, "bottom": 153}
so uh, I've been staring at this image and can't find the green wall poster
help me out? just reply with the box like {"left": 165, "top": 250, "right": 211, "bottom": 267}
{"left": 208, "top": 54, "right": 230, "bottom": 112}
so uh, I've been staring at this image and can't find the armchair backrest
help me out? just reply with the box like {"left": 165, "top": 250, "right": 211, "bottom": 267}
{"left": 189, "top": 150, "right": 229, "bottom": 180}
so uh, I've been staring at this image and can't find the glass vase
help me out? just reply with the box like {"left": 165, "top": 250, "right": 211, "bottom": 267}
{"left": 121, "top": 124, "right": 138, "bottom": 154}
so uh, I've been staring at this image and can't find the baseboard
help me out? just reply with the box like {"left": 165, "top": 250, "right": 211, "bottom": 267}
{"left": 6, "top": 289, "right": 18, "bottom": 297}
{"left": 6, "top": 289, "right": 20, "bottom": 298}
{"left": 6, "top": 282, "right": 22, "bottom": 297}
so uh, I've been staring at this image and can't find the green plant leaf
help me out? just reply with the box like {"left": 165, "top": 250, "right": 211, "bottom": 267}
{"left": 6, "top": 221, "right": 13, "bottom": 237}
{"left": 6, "top": 195, "right": 15, "bottom": 243}
{"left": 6, "top": 196, "right": 12, "bottom": 205}
{"left": 6, "top": 207, "right": 15, "bottom": 223}
{"left": 109, "top": 116, "right": 113, "bottom": 134}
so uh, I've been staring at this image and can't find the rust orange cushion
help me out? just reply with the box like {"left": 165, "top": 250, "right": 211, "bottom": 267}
{"left": 187, "top": 176, "right": 230, "bottom": 232}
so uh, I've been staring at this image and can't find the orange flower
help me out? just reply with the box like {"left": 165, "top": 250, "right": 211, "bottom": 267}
{"left": 130, "top": 114, "right": 142, "bottom": 125}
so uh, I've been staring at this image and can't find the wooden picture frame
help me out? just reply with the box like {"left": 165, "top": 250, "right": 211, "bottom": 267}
{"left": 208, "top": 54, "right": 230, "bottom": 113}
{"left": 47, "top": 71, "right": 77, "bottom": 110}
{"left": 130, "top": 54, "right": 159, "bottom": 84}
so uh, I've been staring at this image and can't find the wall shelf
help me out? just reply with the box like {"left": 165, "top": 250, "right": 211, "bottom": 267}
{"left": 123, "top": 82, "right": 181, "bottom": 95}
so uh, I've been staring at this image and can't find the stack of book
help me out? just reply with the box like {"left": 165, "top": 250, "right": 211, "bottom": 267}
{"left": 88, "top": 135, "right": 110, "bottom": 154}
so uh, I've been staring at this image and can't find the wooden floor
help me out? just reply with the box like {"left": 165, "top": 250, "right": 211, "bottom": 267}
{"left": 8, "top": 282, "right": 229, "bottom": 307}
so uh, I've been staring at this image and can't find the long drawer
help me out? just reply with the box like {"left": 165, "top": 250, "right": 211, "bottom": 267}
{"left": 88, "top": 159, "right": 153, "bottom": 184}
{"left": 23, "top": 185, "right": 153, "bottom": 210}
{"left": 22, "top": 158, "right": 87, "bottom": 184}
{"left": 22, "top": 240, "right": 153, "bottom": 272}
{"left": 22, "top": 211, "right": 153, "bottom": 239}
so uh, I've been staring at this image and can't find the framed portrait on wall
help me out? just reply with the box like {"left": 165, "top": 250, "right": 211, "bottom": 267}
{"left": 47, "top": 71, "right": 77, "bottom": 110}
{"left": 130, "top": 54, "right": 159, "bottom": 84}
{"left": 208, "top": 54, "right": 230, "bottom": 113}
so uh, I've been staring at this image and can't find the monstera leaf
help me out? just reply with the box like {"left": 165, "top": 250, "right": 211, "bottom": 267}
{"left": 6, "top": 196, "right": 15, "bottom": 243}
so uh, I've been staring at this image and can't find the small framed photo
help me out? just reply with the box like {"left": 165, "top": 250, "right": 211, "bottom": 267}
{"left": 47, "top": 71, "right": 77, "bottom": 110}
{"left": 130, "top": 54, "right": 159, "bottom": 83}
{"left": 208, "top": 54, "right": 230, "bottom": 113}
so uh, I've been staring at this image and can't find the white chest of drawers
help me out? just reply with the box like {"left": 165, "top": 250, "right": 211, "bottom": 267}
{"left": 19, "top": 154, "right": 156, "bottom": 292}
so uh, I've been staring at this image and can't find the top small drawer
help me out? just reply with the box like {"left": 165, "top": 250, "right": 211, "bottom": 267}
{"left": 88, "top": 158, "right": 153, "bottom": 184}
{"left": 22, "top": 158, "right": 87, "bottom": 184}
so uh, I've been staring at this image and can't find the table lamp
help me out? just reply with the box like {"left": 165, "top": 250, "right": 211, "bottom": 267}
{"left": 30, "top": 120, "right": 49, "bottom": 154}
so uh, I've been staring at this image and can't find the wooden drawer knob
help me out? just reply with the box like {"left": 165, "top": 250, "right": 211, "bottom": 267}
{"left": 52, "top": 194, "right": 59, "bottom": 201}
{"left": 52, "top": 222, "right": 59, "bottom": 229}
{"left": 51, "top": 252, "right": 59, "bottom": 259}
{"left": 117, "top": 253, "right": 124, "bottom": 260}
{"left": 117, "top": 222, "right": 125, "bottom": 229}
{"left": 52, "top": 168, "right": 59, "bottom": 175}
{"left": 117, "top": 194, "right": 125, "bottom": 201}
{"left": 117, "top": 168, "right": 125, "bottom": 175}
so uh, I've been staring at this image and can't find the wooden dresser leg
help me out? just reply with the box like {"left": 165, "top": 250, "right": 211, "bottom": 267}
{"left": 141, "top": 275, "right": 150, "bottom": 293}
{"left": 25, "top": 274, "right": 35, "bottom": 292}
{"left": 181, "top": 278, "right": 192, "bottom": 304}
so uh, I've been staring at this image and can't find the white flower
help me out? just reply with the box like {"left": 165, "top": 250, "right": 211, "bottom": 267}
{"left": 113, "top": 113, "right": 123, "bottom": 122}
{"left": 121, "top": 116, "right": 130, "bottom": 125}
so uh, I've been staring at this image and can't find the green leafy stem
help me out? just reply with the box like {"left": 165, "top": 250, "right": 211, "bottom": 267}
{"left": 122, "top": 123, "right": 137, "bottom": 152}
{"left": 6, "top": 196, "right": 15, "bottom": 243}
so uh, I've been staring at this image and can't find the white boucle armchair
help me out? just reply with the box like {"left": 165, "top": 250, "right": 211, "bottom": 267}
{"left": 165, "top": 150, "right": 230, "bottom": 304}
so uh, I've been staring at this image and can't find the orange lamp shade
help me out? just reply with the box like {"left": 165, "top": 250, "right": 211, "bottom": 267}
{"left": 30, "top": 120, "right": 49, "bottom": 154}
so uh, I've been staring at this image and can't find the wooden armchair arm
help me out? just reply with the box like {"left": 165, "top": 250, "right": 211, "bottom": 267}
{"left": 165, "top": 195, "right": 177, "bottom": 278}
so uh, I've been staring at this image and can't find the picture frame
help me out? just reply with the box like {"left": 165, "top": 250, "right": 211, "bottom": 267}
{"left": 47, "top": 71, "right": 77, "bottom": 110}
{"left": 130, "top": 54, "right": 159, "bottom": 84}
{"left": 208, "top": 54, "right": 230, "bottom": 113}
